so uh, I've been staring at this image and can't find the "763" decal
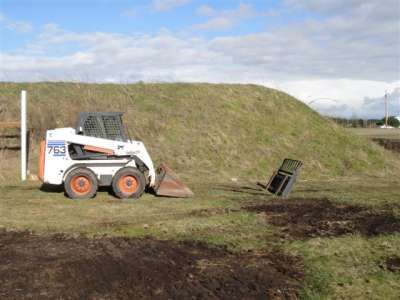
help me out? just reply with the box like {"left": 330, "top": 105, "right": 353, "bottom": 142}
{"left": 47, "top": 140, "right": 66, "bottom": 157}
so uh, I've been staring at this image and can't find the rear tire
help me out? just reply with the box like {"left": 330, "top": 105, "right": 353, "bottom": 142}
{"left": 64, "top": 168, "right": 98, "bottom": 199}
{"left": 112, "top": 167, "right": 145, "bottom": 199}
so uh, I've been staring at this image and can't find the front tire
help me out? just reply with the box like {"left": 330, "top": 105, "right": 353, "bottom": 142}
{"left": 112, "top": 167, "right": 145, "bottom": 199}
{"left": 64, "top": 168, "right": 98, "bottom": 199}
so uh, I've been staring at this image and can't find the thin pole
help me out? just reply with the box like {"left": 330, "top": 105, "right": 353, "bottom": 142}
{"left": 384, "top": 91, "right": 388, "bottom": 127}
{"left": 21, "top": 90, "right": 27, "bottom": 181}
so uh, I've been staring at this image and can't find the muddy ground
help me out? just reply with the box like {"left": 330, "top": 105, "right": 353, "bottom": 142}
{"left": 373, "top": 138, "right": 400, "bottom": 153}
{"left": 0, "top": 230, "right": 303, "bottom": 299}
{"left": 245, "top": 198, "right": 400, "bottom": 239}
{"left": 386, "top": 256, "right": 400, "bottom": 273}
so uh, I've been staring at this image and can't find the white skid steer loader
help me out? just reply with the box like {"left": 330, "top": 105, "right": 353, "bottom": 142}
{"left": 38, "top": 112, "right": 193, "bottom": 199}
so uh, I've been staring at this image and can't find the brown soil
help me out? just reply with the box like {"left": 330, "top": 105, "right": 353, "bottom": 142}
{"left": 245, "top": 198, "right": 400, "bottom": 239}
{"left": 373, "top": 138, "right": 400, "bottom": 153}
{"left": 386, "top": 256, "right": 400, "bottom": 272}
{"left": 0, "top": 230, "right": 303, "bottom": 299}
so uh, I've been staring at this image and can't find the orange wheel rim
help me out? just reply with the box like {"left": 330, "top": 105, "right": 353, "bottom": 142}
{"left": 70, "top": 175, "right": 92, "bottom": 195}
{"left": 118, "top": 175, "right": 139, "bottom": 195}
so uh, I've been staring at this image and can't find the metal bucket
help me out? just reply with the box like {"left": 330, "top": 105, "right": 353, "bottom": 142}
{"left": 153, "top": 163, "right": 194, "bottom": 198}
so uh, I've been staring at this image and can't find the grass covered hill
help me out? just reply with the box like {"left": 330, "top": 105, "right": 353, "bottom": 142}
{"left": 0, "top": 82, "right": 398, "bottom": 180}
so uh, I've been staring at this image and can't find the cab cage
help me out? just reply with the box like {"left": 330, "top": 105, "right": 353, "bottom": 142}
{"left": 75, "top": 112, "right": 128, "bottom": 142}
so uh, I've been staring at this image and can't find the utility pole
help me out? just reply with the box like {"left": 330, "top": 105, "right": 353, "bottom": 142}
{"left": 384, "top": 91, "right": 388, "bottom": 127}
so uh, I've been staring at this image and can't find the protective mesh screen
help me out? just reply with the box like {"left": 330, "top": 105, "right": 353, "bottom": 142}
{"left": 83, "top": 116, "right": 105, "bottom": 139}
{"left": 82, "top": 115, "right": 125, "bottom": 141}
{"left": 102, "top": 116, "right": 124, "bottom": 141}
{"left": 280, "top": 159, "right": 302, "bottom": 174}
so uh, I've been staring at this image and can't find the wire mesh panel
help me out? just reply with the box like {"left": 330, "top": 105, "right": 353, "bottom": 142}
{"left": 76, "top": 112, "right": 127, "bottom": 141}
{"left": 83, "top": 115, "right": 105, "bottom": 139}
{"left": 280, "top": 159, "right": 303, "bottom": 175}
{"left": 102, "top": 115, "right": 125, "bottom": 141}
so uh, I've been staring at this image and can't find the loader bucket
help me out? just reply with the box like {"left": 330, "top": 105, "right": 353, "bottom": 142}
{"left": 153, "top": 164, "right": 194, "bottom": 198}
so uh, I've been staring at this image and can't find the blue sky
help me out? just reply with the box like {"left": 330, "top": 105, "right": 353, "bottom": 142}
{"left": 1, "top": 0, "right": 308, "bottom": 48}
{"left": 0, "top": 0, "right": 399, "bottom": 118}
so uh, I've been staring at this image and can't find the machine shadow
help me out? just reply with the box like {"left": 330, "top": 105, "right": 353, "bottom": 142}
{"left": 39, "top": 184, "right": 114, "bottom": 196}
{"left": 39, "top": 183, "right": 64, "bottom": 193}
{"left": 213, "top": 183, "right": 269, "bottom": 196}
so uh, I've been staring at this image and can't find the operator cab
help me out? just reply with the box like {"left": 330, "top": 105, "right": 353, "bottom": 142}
{"left": 75, "top": 112, "right": 129, "bottom": 142}
{"left": 69, "top": 112, "right": 130, "bottom": 160}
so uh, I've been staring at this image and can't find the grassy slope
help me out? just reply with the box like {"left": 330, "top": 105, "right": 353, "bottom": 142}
{"left": 0, "top": 82, "right": 399, "bottom": 183}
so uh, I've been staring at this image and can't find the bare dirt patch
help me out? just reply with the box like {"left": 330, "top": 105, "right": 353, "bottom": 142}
{"left": 386, "top": 256, "right": 400, "bottom": 273}
{"left": 373, "top": 138, "right": 400, "bottom": 153}
{"left": 245, "top": 198, "right": 400, "bottom": 239}
{"left": 0, "top": 230, "right": 303, "bottom": 299}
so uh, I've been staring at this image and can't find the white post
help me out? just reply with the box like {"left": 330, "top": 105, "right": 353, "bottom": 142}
{"left": 384, "top": 91, "right": 388, "bottom": 128}
{"left": 21, "top": 90, "right": 27, "bottom": 181}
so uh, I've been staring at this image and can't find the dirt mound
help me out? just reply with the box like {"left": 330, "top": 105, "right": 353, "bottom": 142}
{"left": 386, "top": 256, "right": 400, "bottom": 272}
{"left": 0, "top": 230, "right": 303, "bottom": 299}
{"left": 245, "top": 198, "right": 400, "bottom": 238}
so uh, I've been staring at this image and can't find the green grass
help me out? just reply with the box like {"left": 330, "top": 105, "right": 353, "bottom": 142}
{"left": 291, "top": 235, "right": 400, "bottom": 299}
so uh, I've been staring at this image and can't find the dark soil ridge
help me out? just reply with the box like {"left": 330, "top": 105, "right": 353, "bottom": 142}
{"left": 386, "top": 256, "right": 400, "bottom": 273}
{"left": 0, "top": 230, "right": 303, "bottom": 299}
{"left": 245, "top": 198, "right": 400, "bottom": 239}
{"left": 373, "top": 138, "right": 400, "bottom": 153}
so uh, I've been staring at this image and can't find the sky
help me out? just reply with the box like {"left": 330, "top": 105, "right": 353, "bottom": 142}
{"left": 0, "top": 0, "right": 399, "bottom": 118}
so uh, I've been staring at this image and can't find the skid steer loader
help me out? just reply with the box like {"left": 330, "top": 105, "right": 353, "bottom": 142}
{"left": 38, "top": 112, "right": 193, "bottom": 199}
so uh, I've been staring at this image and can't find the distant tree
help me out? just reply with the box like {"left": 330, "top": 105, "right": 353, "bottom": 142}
{"left": 386, "top": 116, "right": 400, "bottom": 128}
{"left": 328, "top": 117, "right": 383, "bottom": 128}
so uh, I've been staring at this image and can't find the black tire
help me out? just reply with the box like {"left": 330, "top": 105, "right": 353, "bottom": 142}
{"left": 64, "top": 168, "right": 98, "bottom": 199}
{"left": 112, "top": 167, "right": 145, "bottom": 199}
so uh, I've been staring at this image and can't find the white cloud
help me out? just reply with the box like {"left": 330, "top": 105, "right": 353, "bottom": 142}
{"left": 121, "top": 8, "right": 137, "bottom": 17}
{"left": 362, "top": 87, "right": 400, "bottom": 118}
{"left": 196, "top": 5, "right": 216, "bottom": 16}
{"left": 1, "top": 26, "right": 396, "bottom": 118}
{"left": 1, "top": 1, "right": 399, "bottom": 118}
{"left": 0, "top": 12, "right": 33, "bottom": 33}
{"left": 315, "top": 86, "right": 400, "bottom": 119}
{"left": 193, "top": 3, "right": 256, "bottom": 31}
{"left": 151, "top": 0, "right": 190, "bottom": 12}
{"left": 279, "top": 79, "right": 400, "bottom": 117}
{"left": 0, "top": 26, "right": 228, "bottom": 82}
{"left": 194, "top": 17, "right": 233, "bottom": 31}
{"left": 207, "top": 4, "right": 399, "bottom": 82}
{"left": 285, "top": 0, "right": 393, "bottom": 16}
